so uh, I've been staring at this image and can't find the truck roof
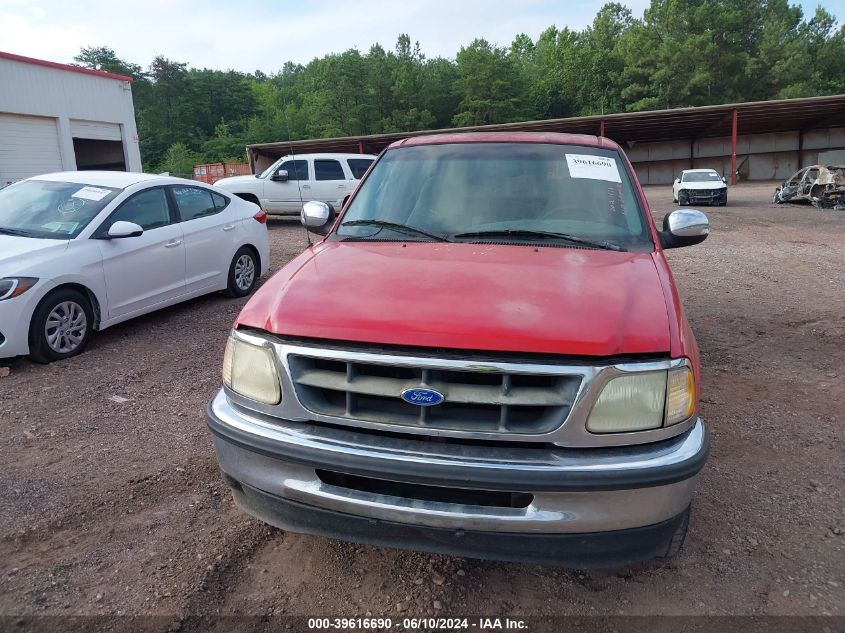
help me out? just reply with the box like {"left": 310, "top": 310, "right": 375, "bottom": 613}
{"left": 389, "top": 131, "right": 618, "bottom": 150}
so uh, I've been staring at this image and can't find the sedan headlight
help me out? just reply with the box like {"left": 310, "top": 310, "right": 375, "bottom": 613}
{"left": 587, "top": 365, "right": 695, "bottom": 434}
{"left": 222, "top": 334, "right": 281, "bottom": 405}
{"left": 0, "top": 277, "right": 39, "bottom": 301}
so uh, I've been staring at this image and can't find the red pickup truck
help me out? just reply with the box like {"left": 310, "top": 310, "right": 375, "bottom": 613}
{"left": 206, "top": 132, "right": 711, "bottom": 568}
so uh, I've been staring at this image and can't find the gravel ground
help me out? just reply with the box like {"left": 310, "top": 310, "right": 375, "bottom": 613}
{"left": 0, "top": 182, "right": 842, "bottom": 626}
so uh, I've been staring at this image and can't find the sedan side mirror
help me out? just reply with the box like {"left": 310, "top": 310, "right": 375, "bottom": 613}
{"left": 722, "top": 176, "right": 727, "bottom": 183}
{"left": 659, "top": 209, "right": 709, "bottom": 249}
{"left": 301, "top": 200, "right": 335, "bottom": 236}
{"left": 107, "top": 221, "right": 144, "bottom": 239}
{"left": 271, "top": 169, "right": 289, "bottom": 182}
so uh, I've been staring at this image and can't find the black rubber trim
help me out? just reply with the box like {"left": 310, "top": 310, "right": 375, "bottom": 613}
{"left": 206, "top": 402, "right": 709, "bottom": 492}
{"left": 230, "top": 482, "right": 689, "bottom": 568}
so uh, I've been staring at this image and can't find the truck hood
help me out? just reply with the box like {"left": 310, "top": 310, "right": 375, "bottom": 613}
{"left": 0, "top": 235, "right": 69, "bottom": 275}
{"left": 237, "top": 242, "right": 671, "bottom": 357}
{"left": 681, "top": 181, "right": 726, "bottom": 190}
{"left": 214, "top": 174, "right": 260, "bottom": 189}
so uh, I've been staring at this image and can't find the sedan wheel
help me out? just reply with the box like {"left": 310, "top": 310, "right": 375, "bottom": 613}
{"left": 28, "top": 288, "right": 94, "bottom": 363}
{"left": 234, "top": 254, "right": 256, "bottom": 292}
{"left": 45, "top": 301, "right": 88, "bottom": 354}
{"left": 226, "top": 247, "right": 259, "bottom": 297}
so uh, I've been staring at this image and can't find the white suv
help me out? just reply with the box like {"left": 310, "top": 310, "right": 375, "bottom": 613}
{"left": 215, "top": 153, "right": 377, "bottom": 216}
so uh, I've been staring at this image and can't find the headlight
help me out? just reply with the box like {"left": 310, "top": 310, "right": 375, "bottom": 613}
{"left": 0, "top": 277, "right": 39, "bottom": 301}
{"left": 586, "top": 365, "right": 695, "bottom": 434}
{"left": 222, "top": 334, "right": 281, "bottom": 405}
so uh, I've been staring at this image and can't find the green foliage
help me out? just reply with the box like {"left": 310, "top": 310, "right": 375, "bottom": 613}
{"left": 71, "top": 1, "right": 845, "bottom": 172}
{"left": 157, "top": 142, "right": 201, "bottom": 178}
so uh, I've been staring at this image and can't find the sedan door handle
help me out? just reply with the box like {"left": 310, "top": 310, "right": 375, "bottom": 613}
{"left": 164, "top": 239, "right": 183, "bottom": 248}
{"left": 222, "top": 224, "right": 236, "bottom": 231}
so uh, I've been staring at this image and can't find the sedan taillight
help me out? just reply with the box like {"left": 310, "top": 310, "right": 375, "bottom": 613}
{"left": 253, "top": 210, "right": 267, "bottom": 224}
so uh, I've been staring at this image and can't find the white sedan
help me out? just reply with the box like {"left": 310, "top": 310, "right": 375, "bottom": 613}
{"left": 0, "top": 171, "right": 270, "bottom": 363}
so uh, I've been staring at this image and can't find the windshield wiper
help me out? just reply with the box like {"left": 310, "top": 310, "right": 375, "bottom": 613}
{"left": 451, "top": 229, "right": 625, "bottom": 251}
{"left": 342, "top": 219, "right": 451, "bottom": 242}
{"left": 0, "top": 227, "right": 38, "bottom": 238}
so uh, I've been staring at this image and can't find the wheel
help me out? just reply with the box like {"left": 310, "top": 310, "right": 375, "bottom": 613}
{"left": 773, "top": 189, "right": 784, "bottom": 204}
{"left": 225, "top": 246, "right": 259, "bottom": 298}
{"left": 28, "top": 288, "right": 93, "bottom": 363}
{"left": 678, "top": 192, "right": 688, "bottom": 206}
{"left": 660, "top": 505, "right": 691, "bottom": 559}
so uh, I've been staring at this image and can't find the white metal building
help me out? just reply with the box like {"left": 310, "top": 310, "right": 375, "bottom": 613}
{"left": 0, "top": 51, "right": 142, "bottom": 185}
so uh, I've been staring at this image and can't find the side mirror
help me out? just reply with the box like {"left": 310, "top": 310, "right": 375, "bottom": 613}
{"left": 107, "top": 221, "right": 144, "bottom": 239}
{"left": 659, "top": 209, "right": 709, "bottom": 249}
{"left": 301, "top": 200, "right": 335, "bottom": 236}
{"left": 271, "top": 169, "right": 289, "bottom": 182}
{"left": 722, "top": 176, "right": 727, "bottom": 183}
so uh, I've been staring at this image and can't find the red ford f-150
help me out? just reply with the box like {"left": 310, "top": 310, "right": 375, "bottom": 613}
{"left": 206, "top": 132, "right": 711, "bottom": 567}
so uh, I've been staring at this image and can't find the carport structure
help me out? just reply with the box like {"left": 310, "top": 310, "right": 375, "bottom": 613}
{"left": 247, "top": 94, "right": 845, "bottom": 185}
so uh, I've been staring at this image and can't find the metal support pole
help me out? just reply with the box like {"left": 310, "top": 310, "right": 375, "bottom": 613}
{"left": 730, "top": 109, "right": 738, "bottom": 185}
{"left": 797, "top": 129, "right": 804, "bottom": 171}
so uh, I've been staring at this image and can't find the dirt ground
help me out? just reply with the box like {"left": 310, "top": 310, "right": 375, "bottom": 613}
{"left": 0, "top": 182, "right": 842, "bottom": 627}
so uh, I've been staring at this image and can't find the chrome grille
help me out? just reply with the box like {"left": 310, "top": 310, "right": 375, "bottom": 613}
{"left": 288, "top": 354, "right": 581, "bottom": 434}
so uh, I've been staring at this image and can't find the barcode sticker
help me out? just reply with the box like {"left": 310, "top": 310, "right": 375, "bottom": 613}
{"left": 72, "top": 186, "right": 111, "bottom": 201}
{"left": 565, "top": 154, "right": 622, "bottom": 183}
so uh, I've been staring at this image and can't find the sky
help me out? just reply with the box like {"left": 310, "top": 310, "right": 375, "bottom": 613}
{"left": 1, "top": 0, "right": 843, "bottom": 74}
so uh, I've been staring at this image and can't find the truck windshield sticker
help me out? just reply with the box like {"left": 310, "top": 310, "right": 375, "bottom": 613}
{"left": 565, "top": 154, "right": 622, "bottom": 183}
{"left": 72, "top": 186, "right": 111, "bottom": 201}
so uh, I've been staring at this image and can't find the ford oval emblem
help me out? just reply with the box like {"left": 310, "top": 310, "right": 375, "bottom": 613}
{"left": 401, "top": 387, "right": 444, "bottom": 406}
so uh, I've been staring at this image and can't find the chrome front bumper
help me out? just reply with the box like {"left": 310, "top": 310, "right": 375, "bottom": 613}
{"left": 207, "top": 390, "right": 708, "bottom": 536}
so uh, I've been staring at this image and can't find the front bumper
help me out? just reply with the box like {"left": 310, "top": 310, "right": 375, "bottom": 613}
{"left": 0, "top": 282, "right": 51, "bottom": 359}
{"left": 206, "top": 390, "right": 709, "bottom": 565}
{"left": 682, "top": 189, "right": 727, "bottom": 204}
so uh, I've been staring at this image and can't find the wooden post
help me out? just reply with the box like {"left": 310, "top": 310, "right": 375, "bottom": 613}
{"left": 358, "top": 140, "right": 364, "bottom": 154}
{"left": 599, "top": 119, "right": 605, "bottom": 138}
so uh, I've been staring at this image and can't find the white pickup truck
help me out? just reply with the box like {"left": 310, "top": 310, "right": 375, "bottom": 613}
{"left": 215, "top": 153, "right": 377, "bottom": 216}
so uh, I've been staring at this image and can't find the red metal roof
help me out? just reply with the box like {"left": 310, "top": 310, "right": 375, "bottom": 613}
{"left": 0, "top": 50, "right": 134, "bottom": 82}
{"left": 391, "top": 131, "right": 617, "bottom": 149}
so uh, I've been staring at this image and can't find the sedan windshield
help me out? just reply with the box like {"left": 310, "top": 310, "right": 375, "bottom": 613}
{"left": 683, "top": 171, "right": 721, "bottom": 182}
{"left": 0, "top": 180, "right": 121, "bottom": 240}
{"left": 335, "top": 143, "right": 652, "bottom": 251}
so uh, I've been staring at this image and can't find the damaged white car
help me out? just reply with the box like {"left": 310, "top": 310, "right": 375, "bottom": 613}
{"left": 773, "top": 165, "right": 845, "bottom": 210}
{"left": 672, "top": 169, "right": 728, "bottom": 206}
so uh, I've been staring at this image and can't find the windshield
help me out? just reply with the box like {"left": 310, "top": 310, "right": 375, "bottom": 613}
{"left": 335, "top": 143, "right": 651, "bottom": 250}
{"left": 258, "top": 157, "right": 285, "bottom": 179}
{"left": 683, "top": 171, "right": 721, "bottom": 182}
{"left": 0, "top": 180, "right": 121, "bottom": 240}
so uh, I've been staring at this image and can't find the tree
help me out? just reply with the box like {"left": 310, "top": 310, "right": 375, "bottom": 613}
{"left": 73, "top": 46, "right": 143, "bottom": 77}
{"left": 73, "top": 0, "right": 845, "bottom": 169}
{"left": 157, "top": 142, "right": 200, "bottom": 177}
{"left": 453, "top": 39, "right": 526, "bottom": 126}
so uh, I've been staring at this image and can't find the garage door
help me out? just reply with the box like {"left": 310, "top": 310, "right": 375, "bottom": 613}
{"left": 0, "top": 113, "right": 63, "bottom": 183}
{"left": 70, "top": 119, "right": 122, "bottom": 141}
